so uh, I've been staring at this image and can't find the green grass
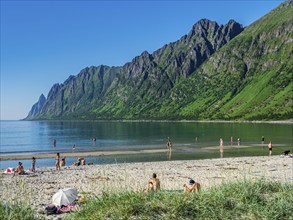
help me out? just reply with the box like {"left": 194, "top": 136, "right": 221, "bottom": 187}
{"left": 1, "top": 179, "right": 292, "bottom": 220}
{"left": 65, "top": 179, "right": 293, "bottom": 220}
{"left": 0, "top": 202, "right": 42, "bottom": 220}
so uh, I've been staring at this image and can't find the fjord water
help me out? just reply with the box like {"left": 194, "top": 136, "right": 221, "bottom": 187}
{"left": 0, "top": 120, "right": 292, "bottom": 168}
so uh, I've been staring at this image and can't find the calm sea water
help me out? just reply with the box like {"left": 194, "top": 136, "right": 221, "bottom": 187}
{"left": 0, "top": 120, "right": 292, "bottom": 168}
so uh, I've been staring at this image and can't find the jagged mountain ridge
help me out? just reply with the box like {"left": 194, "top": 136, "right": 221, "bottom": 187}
{"left": 26, "top": 1, "right": 293, "bottom": 120}
{"left": 26, "top": 19, "right": 244, "bottom": 120}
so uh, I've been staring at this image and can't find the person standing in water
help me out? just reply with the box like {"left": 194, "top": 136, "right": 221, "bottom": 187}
{"left": 219, "top": 138, "right": 224, "bottom": 158}
{"left": 53, "top": 139, "right": 56, "bottom": 148}
{"left": 237, "top": 137, "right": 241, "bottom": 146}
{"left": 32, "top": 157, "right": 36, "bottom": 172}
{"left": 166, "top": 138, "right": 172, "bottom": 151}
{"left": 268, "top": 141, "right": 272, "bottom": 156}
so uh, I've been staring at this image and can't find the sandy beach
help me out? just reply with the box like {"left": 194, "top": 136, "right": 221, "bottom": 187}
{"left": 1, "top": 155, "right": 292, "bottom": 219}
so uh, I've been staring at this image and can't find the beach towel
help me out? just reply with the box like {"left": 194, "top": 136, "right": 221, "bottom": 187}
{"left": 4, "top": 168, "right": 14, "bottom": 174}
{"left": 57, "top": 205, "right": 80, "bottom": 213}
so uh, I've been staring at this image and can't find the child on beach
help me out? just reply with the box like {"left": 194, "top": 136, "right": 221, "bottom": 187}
{"left": 60, "top": 157, "right": 66, "bottom": 166}
{"left": 55, "top": 153, "right": 60, "bottom": 171}
{"left": 147, "top": 173, "right": 160, "bottom": 191}
{"left": 32, "top": 157, "right": 36, "bottom": 172}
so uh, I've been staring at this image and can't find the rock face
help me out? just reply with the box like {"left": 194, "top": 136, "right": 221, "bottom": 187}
{"left": 25, "top": 1, "right": 293, "bottom": 120}
{"left": 26, "top": 94, "right": 46, "bottom": 119}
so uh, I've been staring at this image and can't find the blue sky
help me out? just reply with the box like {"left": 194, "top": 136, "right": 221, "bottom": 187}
{"left": 1, "top": 0, "right": 283, "bottom": 120}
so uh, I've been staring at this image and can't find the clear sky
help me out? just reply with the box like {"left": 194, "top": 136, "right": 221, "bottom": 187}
{"left": 1, "top": 0, "right": 283, "bottom": 120}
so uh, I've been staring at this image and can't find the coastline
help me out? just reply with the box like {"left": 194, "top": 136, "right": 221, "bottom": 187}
{"left": 0, "top": 149, "right": 166, "bottom": 161}
{"left": 1, "top": 156, "right": 292, "bottom": 219}
{"left": 20, "top": 119, "right": 293, "bottom": 124}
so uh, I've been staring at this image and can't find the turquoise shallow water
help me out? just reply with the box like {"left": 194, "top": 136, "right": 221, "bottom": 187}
{"left": 0, "top": 120, "right": 292, "bottom": 168}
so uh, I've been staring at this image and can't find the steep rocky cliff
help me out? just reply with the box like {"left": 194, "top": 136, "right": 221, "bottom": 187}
{"left": 26, "top": 18, "right": 243, "bottom": 120}
{"left": 26, "top": 1, "right": 292, "bottom": 120}
{"left": 26, "top": 94, "right": 46, "bottom": 118}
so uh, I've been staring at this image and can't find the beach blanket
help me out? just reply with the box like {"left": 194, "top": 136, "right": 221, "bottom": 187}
{"left": 57, "top": 205, "right": 80, "bottom": 213}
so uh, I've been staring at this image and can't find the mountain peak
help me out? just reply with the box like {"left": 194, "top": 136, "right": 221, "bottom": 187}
{"left": 25, "top": 94, "right": 47, "bottom": 119}
{"left": 25, "top": 1, "right": 291, "bottom": 120}
{"left": 39, "top": 94, "right": 46, "bottom": 101}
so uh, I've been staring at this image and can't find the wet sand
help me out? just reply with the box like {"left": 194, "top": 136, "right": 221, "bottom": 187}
{"left": 0, "top": 149, "right": 167, "bottom": 161}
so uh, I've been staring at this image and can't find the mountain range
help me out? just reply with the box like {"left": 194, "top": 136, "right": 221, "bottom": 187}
{"left": 26, "top": 1, "right": 293, "bottom": 121}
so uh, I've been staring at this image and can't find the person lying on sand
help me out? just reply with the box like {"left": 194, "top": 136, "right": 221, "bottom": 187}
{"left": 147, "top": 173, "right": 160, "bottom": 191}
{"left": 183, "top": 179, "right": 201, "bottom": 193}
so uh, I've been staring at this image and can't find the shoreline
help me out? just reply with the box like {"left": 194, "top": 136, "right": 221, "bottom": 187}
{"left": 5, "top": 119, "right": 293, "bottom": 124}
{"left": 0, "top": 149, "right": 167, "bottom": 161}
{"left": 1, "top": 156, "right": 292, "bottom": 219}
{"left": 0, "top": 144, "right": 271, "bottom": 162}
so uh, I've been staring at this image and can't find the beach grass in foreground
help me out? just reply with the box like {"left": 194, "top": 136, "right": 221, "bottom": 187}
{"left": 0, "top": 202, "right": 41, "bottom": 220}
{"left": 1, "top": 179, "right": 292, "bottom": 220}
{"left": 63, "top": 179, "right": 293, "bottom": 220}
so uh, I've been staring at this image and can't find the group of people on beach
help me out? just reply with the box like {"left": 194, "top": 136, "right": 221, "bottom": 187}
{"left": 55, "top": 152, "right": 86, "bottom": 171}
{"left": 13, "top": 156, "right": 36, "bottom": 176}
{"left": 219, "top": 136, "right": 273, "bottom": 157}
{"left": 12, "top": 135, "right": 276, "bottom": 175}
{"left": 147, "top": 173, "right": 200, "bottom": 193}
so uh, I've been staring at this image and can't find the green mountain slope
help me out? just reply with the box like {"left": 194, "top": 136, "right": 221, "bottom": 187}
{"left": 26, "top": 1, "right": 292, "bottom": 120}
{"left": 157, "top": 1, "right": 293, "bottom": 120}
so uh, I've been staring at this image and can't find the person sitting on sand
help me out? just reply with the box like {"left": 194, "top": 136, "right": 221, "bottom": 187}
{"left": 15, "top": 162, "right": 25, "bottom": 175}
{"left": 60, "top": 157, "right": 66, "bottom": 166}
{"left": 147, "top": 173, "right": 160, "bottom": 191}
{"left": 183, "top": 179, "right": 201, "bottom": 193}
{"left": 73, "top": 157, "right": 83, "bottom": 166}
